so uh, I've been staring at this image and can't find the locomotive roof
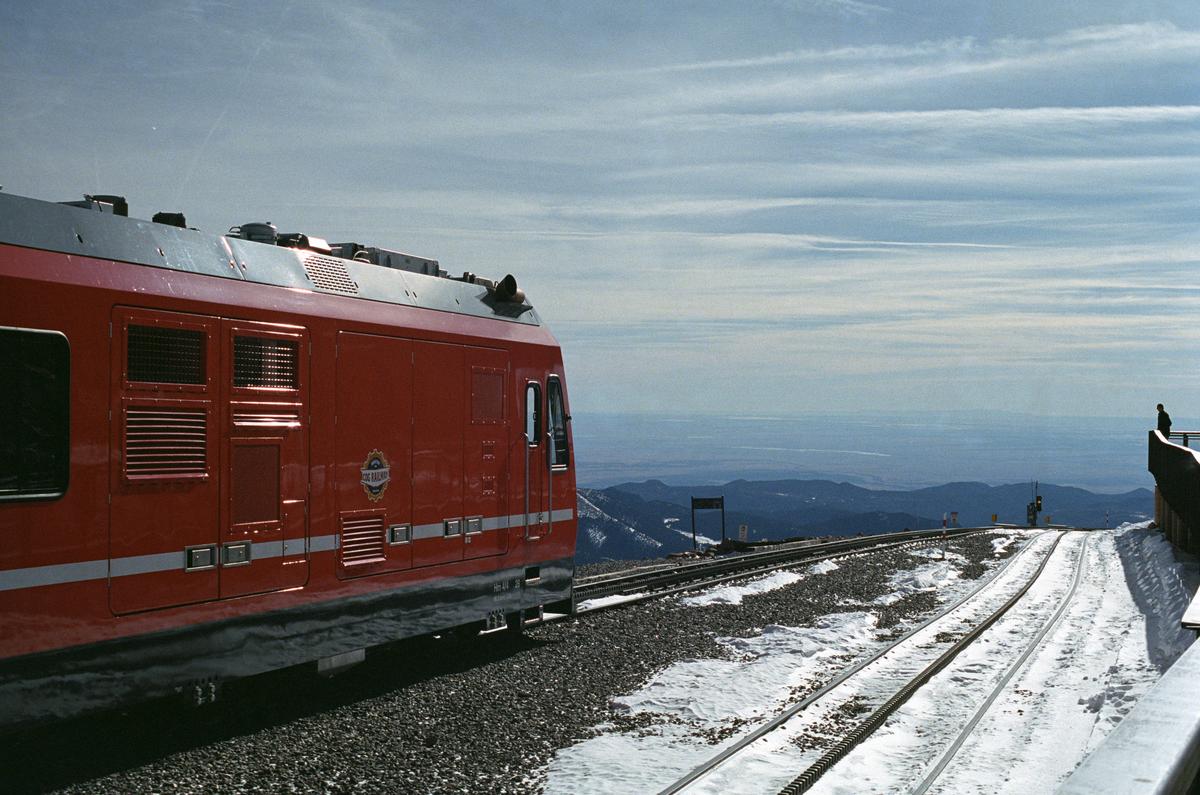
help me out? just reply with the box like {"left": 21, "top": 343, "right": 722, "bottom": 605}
{"left": 0, "top": 191, "right": 541, "bottom": 326}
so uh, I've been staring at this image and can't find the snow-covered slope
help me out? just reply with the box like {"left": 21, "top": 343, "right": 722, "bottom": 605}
{"left": 575, "top": 489, "right": 667, "bottom": 563}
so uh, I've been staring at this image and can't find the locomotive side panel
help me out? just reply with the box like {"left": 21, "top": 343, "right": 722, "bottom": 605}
{"left": 0, "top": 204, "right": 578, "bottom": 724}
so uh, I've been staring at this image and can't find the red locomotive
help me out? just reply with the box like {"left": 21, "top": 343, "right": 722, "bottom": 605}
{"left": 0, "top": 191, "right": 577, "bottom": 726}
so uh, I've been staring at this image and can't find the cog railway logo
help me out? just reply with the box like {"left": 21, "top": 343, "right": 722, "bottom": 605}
{"left": 359, "top": 449, "right": 391, "bottom": 502}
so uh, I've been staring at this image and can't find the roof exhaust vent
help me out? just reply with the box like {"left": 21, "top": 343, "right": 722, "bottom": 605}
{"left": 277, "top": 232, "right": 332, "bottom": 255}
{"left": 461, "top": 272, "right": 525, "bottom": 303}
{"left": 152, "top": 211, "right": 187, "bottom": 228}
{"left": 90, "top": 194, "right": 129, "bottom": 217}
{"left": 227, "top": 222, "right": 277, "bottom": 245}
{"left": 61, "top": 194, "right": 129, "bottom": 216}
{"left": 496, "top": 273, "right": 524, "bottom": 304}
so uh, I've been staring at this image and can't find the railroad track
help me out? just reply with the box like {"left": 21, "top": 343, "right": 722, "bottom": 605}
{"left": 910, "top": 531, "right": 1092, "bottom": 794}
{"left": 572, "top": 528, "right": 985, "bottom": 615}
{"left": 655, "top": 529, "right": 1086, "bottom": 794}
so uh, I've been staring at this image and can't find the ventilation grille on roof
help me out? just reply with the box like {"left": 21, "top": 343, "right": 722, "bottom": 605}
{"left": 128, "top": 325, "right": 205, "bottom": 384}
{"left": 234, "top": 336, "right": 299, "bottom": 389}
{"left": 303, "top": 254, "right": 358, "bottom": 294}
{"left": 340, "top": 515, "right": 386, "bottom": 566}
{"left": 124, "top": 407, "right": 207, "bottom": 478}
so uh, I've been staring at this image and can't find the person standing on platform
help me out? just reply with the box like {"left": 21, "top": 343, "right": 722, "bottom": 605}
{"left": 1158, "top": 403, "right": 1172, "bottom": 436}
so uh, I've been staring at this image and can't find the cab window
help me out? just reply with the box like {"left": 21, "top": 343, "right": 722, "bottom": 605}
{"left": 547, "top": 376, "right": 569, "bottom": 469}
{"left": 0, "top": 327, "right": 70, "bottom": 501}
{"left": 525, "top": 382, "right": 541, "bottom": 444}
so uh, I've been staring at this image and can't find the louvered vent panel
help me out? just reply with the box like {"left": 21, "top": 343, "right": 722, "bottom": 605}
{"left": 125, "top": 407, "right": 207, "bottom": 477}
{"left": 303, "top": 255, "right": 358, "bottom": 294}
{"left": 341, "top": 516, "right": 386, "bottom": 566}
{"left": 128, "top": 325, "right": 205, "bottom": 384}
{"left": 234, "top": 337, "right": 299, "bottom": 389}
{"left": 232, "top": 410, "right": 301, "bottom": 428}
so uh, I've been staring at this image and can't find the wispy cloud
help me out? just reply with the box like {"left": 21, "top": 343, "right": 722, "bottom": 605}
{"left": 644, "top": 104, "right": 1200, "bottom": 132}
{"left": 1, "top": 2, "right": 1197, "bottom": 418}
{"left": 601, "top": 21, "right": 1198, "bottom": 77}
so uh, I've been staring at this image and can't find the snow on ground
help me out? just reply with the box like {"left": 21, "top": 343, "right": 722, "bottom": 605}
{"left": 681, "top": 560, "right": 839, "bottom": 607}
{"left": 874, "top": 549, "right": 969, "bottom": 606}
{"left": 992, "top": 535, "right": 1020, "bottom": 556}
{"left": 687, "top": 532, "right": 1061, "bottom": 794}
{"left": 810, "top": 559, "right": 839, "bottom": 575}
{"left": 810, "top": 523, "right": 1199, "bottom": 794}
{"left": 542, "top": 612, "right": 883, "bottom": 794}
{"left": 925, "top": 523, "right": 1197, "bottom": 793}
{"left": 542, "top": 525, "right": 1199, "bottom": 795}
{"left": 541, "top": 533, "right": 1039, "bottom": 794}
{"left": 576, "top": 592, "right": 650, "bottom": 611}
{"left": 671, "top": 527, "right": 722, "bottom": 546}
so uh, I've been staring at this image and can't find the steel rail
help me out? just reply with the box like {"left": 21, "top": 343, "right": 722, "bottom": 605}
{"left": 576, "top": 528, "right": 981, "bottom": 604}
{"left": 656, "top": 529, "right": 1048, "bottom": 795}
{"left": 575, "top": 530, "right": 984, "bottom": 616}
{"left": 576, "top": 537, "right": 971, "bottom": 616}
{"left": 774, "top": 531, "right": 1069, "bottom": 795}
{"left": 910, "top": 531, "right": 1091, "bottom": 794}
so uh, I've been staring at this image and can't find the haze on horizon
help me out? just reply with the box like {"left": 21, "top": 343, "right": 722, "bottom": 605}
{"left": 2, "top": 1, "right": 1197, "bottom": 423}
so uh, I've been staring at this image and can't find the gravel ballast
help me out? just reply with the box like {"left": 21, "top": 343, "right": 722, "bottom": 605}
{"left": 4, "top": 533, "right": 1012, "bottom": 794}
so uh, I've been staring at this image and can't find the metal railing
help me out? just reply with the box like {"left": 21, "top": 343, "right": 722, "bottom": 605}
{"left": 1166, "top": 430, "right": 1200, "bottom": 447}
{"left": 1147, "top": 431, "right": 1200, "bottom": 555}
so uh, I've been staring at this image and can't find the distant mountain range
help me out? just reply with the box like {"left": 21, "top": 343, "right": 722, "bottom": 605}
{"left": 574, "top": 478, "right": 1153, "bottom": 564}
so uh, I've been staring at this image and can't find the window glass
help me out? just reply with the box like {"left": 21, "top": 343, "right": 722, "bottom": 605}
{"left": 0, "top": 328, "right": 70, "bottom": 501}
{"left": 525, "top": 382, "right": 541, "bottom": 444}
{"left": 547, "top": 376, "right": 569, "bottom": 468}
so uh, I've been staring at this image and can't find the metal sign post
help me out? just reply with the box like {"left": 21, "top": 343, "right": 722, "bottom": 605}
{"left": 691, "top": 496, "right": 726, "bottom": 549}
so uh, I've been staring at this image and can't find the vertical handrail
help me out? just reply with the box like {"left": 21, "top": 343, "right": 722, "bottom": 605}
{"left": 523, "top": 430, "right": 530, "bottom": 539}
{"left": 547, "top": 427, "right": 555, "bottom": 537}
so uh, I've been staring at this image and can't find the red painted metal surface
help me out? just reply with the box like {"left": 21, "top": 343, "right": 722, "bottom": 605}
{"left": 0, "top": 238, "right": 577, "bottom": 665}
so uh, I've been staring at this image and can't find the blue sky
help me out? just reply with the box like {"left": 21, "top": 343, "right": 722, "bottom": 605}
{"left": 2, "top": 1, "right": 1198, "bottom": 420}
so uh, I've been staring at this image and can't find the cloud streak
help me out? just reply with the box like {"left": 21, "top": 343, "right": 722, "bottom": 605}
{"left": 0, "top": 2, "right": 1197, "bottom": 418}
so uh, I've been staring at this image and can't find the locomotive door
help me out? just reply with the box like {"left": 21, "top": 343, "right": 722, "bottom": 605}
{"left": 463, "top": 347, "right": 509, "bottom": 560}
{"left": 523, "top": 374, "right": 570, "bottom": 542}
{"left": 109, "top": 308, "right": 221, "bottom": 615}
{"left": 411, "top": 340, "right": 465, "bottom": 567}
{"left": 522, "top": 380, "right": 548, "bottom": 539}
{"left": 218, "top": 320, "right": 309, "bottom": 599}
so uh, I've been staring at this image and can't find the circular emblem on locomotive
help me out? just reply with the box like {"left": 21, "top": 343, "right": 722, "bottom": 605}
{"left": 359, "top": 449, "right": 391, "bottom": 502}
